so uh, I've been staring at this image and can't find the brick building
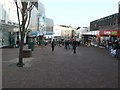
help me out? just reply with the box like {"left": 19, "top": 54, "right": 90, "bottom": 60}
{"left": 90, "top": 13, "right": 120, "bottom": 47}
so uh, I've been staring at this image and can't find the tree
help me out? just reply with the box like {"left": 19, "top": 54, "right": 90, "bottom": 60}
{"left": 14, "top": 0, "right": 37, "bottom": 67}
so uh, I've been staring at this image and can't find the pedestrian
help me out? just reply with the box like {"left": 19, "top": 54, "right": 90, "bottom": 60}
{"left": 78, "top": 40, "right": 80, "bottom": 46}
{"left": 64, "top": 40, "right": 69, "bottom": 49}
{"left": 51, "top": 39, "right": 56, "bottom": 51}
{"left": 72, "top": 39, "right": 78, "bottom": 54}
{"left": 112, "top": 40, "right": 120, "bottom": 57}
{"left": 108, "top": 40, "right": 113, "bottom": 51}
{"left": 113, "top": 40, "right": 120, "bottom": 49}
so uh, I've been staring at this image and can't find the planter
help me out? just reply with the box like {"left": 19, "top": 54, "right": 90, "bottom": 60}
{"left": 23, "top": 49, "right": 32, "bottom": 58}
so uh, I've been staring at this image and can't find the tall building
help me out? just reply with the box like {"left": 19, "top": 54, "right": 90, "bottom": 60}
{"left": 46, "top": 18, "right": 54, "bottom": 32}
{"left": 37, "top": 1, "right": 46, "bottom": 36}
{"left": 25, "top": 2, "right": 39, "bottom": 44}
{"left": 45, "top": 18, "right": 54, "bottom": 39}
{"left": 0, "top": 0, "right": 46, "bottom": 47}
{"left": 118, "top": 1, "right": 120, "bottom": 29}
{"left": 28, "top": 2, "right": 39, "bottom": 38}
{"left": 0, "top": 0, "right": 19, "bottom": 48}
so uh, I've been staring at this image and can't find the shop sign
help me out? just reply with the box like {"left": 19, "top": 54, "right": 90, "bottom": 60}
{"left": 104, "top": 31, "right": 111, "bottom": 35}
{"left": 100, "top": 30, "right": 118, "bottom": 36}
{"left": 111, "top": 31, "right": 117, "bottom": 35}
{"left": 103, "top": 31, "right": 117, "bottom": 35}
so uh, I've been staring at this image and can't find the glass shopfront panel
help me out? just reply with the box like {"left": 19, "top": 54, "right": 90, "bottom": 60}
{"left": 0, "top": 24, "right": 2, "bottom": 48}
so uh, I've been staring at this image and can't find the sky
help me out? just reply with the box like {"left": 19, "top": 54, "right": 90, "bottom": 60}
{"left": 40, "top": 0, "right": 120, "bottom": 27}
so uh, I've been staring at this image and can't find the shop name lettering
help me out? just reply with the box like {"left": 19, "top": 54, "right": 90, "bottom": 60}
{"left": 104, "top": 31, "right": 117, "bottom": 35}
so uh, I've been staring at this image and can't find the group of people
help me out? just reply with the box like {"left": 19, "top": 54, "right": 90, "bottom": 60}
{"left": 106, "top": 40, "right": 120, "bottom": 57}
{"left": 51, "top": 39, "right": 79, "bottom": 54}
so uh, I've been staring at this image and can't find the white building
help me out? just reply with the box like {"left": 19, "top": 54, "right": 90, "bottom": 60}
{"left": 0, "top": 0, "right": 46, "bottom": 47}
{"left": 78, "top": 27, "right": 90, "bottom": 39}
{"left": 0, "top": 0, "right": 19, "bottom": 48}
{"left": 53, "top": 24, "right": 76, "bottom": 40}
{"left": 53, "top": 25, "right": 62, "bottom": 37}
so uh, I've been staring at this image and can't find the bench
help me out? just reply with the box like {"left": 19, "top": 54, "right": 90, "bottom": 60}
{"left": 23, "top": 49, "right": 32, "bottom": 58}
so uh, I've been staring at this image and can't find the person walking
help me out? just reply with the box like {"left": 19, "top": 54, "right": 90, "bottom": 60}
{"left": 64, "top": 40, "right": 69, "bottom": 49}
{"left": 72, "top": 39, "right": 78, "bottom": 54}
{"left": 112, "top": 40, "right": 120, "bottom": 57}
{"left": 51, "top": 39, "right": 56, "bottom": 51}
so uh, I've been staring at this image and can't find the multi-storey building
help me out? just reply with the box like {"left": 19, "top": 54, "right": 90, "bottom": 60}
{"left": 45, "top": 18, "right": 54, "bottom": 39}
{"left": 37, "top": 1, "right": 46, "bottom": 36}
{"left": 46, "top": 18, "right": 54, "bottom": 32}
{"left": 118, "top": 1, "right": 120, "bottom": 29}
{"left": 82, "top": 2, "right": 120, "bottom": 47}
{"left": 53, "top": 24, "right": 76, "bottom": 40}
{"left": 29, "top": 5, "right": 39, "bottom": 33}
{"left": 53, "top": 24, "right": 62, "bottom": 40}
{"left": 25, "top": 2, "right": 39, "bottom": 44}
{"left": 0, "top": 0, "right": 47, "bottom": 47}
{"left": 0, "top": 0, "right": 19, "bottom": 48}
{"left": 90, "top": 13, "right": 119, "bottom": 46}
{"left": 90, "top": 13, "right": 118, "bottom": 31}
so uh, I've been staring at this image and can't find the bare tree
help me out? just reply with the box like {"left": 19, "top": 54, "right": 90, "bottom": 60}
{"left": 14, "top": 0, "right": 37, "bottom": 67}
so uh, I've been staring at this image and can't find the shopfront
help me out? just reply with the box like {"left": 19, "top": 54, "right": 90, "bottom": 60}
{"left": 1, "top": 24, "right": 19, "bottom": 48}
{"left": 0, "top": 23, "right": 2, "bottom": 48}
{"left": 82, "top": 31, "right": 100, "bottom": 46}
{"left": 99, "top": 30, "right": 120, "bottom": 46}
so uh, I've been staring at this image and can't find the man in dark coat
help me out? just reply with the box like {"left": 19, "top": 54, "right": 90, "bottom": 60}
{"left": 51, "top": 39, "right": 56, "bottom": 51}
{"left": 72, "top": 39, "right": 78, "bottom": 54}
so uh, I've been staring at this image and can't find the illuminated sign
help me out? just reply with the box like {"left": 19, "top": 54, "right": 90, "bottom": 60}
{"left": 111, "top": 31, "right": 117, "bottom": 35}
{"left": 104, "top": 31, "right": 111, "bottom": 35}
{"left": 103, "top": 31, "right": 117, "bottom": 35}
{"left": 100, "top": 30, "right": 119, "bottom": 36}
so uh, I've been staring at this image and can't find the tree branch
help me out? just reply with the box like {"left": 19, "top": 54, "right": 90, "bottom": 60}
{"left": 25, "top": 8, "right": 32, "bottom": 32}
{"left": 25, "top": 2, "right": 35, "bottom": 31}
{"left": 15, "top": 2, "right": 22, "bottom": 34}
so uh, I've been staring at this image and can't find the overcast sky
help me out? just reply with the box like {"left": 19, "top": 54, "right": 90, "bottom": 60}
{"left": 40, "top": 0, "right": 120, "bottom": 27}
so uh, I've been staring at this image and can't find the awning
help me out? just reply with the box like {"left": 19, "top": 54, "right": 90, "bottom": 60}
{"left": 46, "top": 32, "right": 54, "bottom": 35}
{"left": 28, "top": 31, "right": 39, "bottom": 37}
{"left": 82, "top": 31, "right": 99, "bottom": 36}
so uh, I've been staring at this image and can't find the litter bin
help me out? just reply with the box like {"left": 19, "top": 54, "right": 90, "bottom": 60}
{"left": 28, "top": 41, "right": 34, "bottom": 51}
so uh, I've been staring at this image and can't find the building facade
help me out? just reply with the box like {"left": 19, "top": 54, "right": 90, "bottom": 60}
{"left": 37, "top": 1, "right": 46, "bottom": 36}
{"left": 53, "top": 24, "right": 76, "bottom": 40}
{"left": 118, "top": 1, "right": 120, "bottom": 29}
{"left": 45, "top": 18, "right": 54, "bottom": 39}
{"left": 90, "top": 13, "right": 119, "bottom": 46}
{"left": 90, "top": 13, "right": 118, "bottom": 31}
{"left": 0, "top": 0, "right": 47, "bottom": 47}
{"left": 45, "top": 18, "right": 54, "bottom": 32}
{"left": 0, "top": 0, "right": 19, "bottom": 48}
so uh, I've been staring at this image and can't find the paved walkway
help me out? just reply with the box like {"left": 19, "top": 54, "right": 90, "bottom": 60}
{"left": 2, "top": 45, "right": 118, "bottom": 88}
